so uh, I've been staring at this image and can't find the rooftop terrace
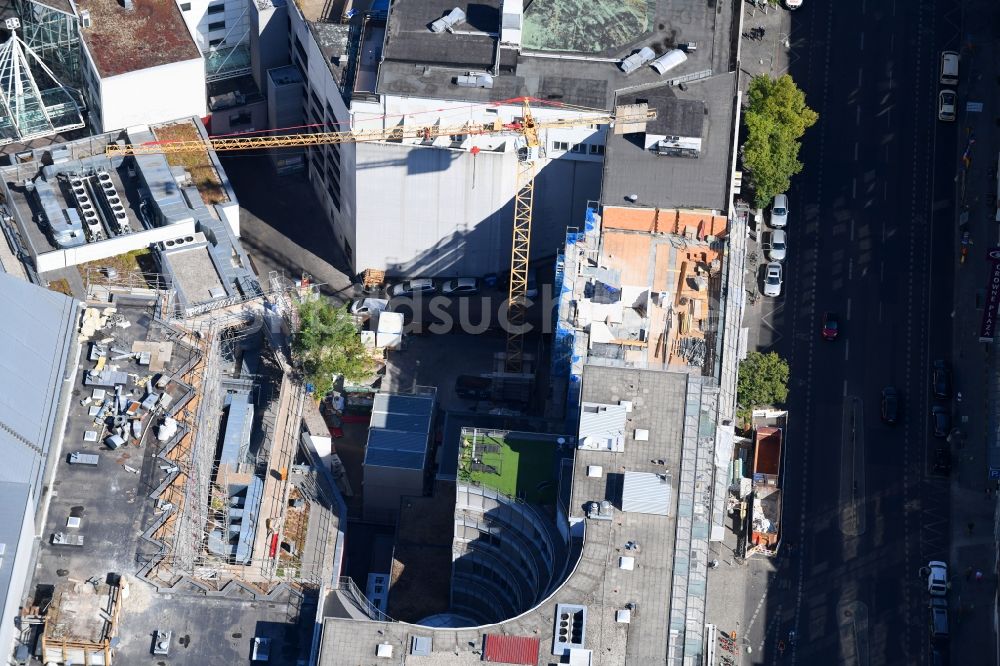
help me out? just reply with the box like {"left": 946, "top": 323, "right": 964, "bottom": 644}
{"left": 457, "top": 429, "right": 559, "bottom": 504}
{"left": 77, "top": 0, "right": 201, "bottom": 77}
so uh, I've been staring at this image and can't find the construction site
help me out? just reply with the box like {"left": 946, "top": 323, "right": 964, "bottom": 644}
{"left": 19, "top": 269, "right": 341, "bottom": 664}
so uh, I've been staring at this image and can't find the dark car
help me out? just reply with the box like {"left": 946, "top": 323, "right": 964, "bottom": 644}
{"left": 931, "top": 405, "right": 951, "bottom": 438}
{"left": 932, "top": 359, "right": 951, "bottom": 399}
{"left": 455, "top": 374, "right": 493, "bottom": 401}
{"left": 933, "top": 446, "right": 952, "bottom": 475}
{"left": 881, "top": 387, "right": 899, "bottom": 424}
{"left": 822, "top": 312, "right": 839, "bottom": 340}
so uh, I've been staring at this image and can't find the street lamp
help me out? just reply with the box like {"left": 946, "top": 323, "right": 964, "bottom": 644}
{"left": 771, "top": 33, "right": 791, "bottom": 74}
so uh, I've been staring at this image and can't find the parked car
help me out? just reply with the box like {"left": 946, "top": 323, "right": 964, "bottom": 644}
{"left": 821, "top": 312, "right": 839, "bottom": 340}
{"left": 455, "top": 374, "right": 493, "bottom": 400}
{"left": 763, "top": 262, "right": 783, "bottom": 297}
{"left": 442, "top": 278, "right": 479, "bottom": 296}
{"left": 770, "top": 194, "right": 789, "bottom": 228}
{"left": 768, "top": 229, "right": 787, "bottom": 262}
{"left": 938, "top": 90, "right": 956, "bottom": 122}
{"left": 881, "top": 386, "right": 899, "bottom": 424}
{"left": 933, "top": 446, "right": 952, "bottom": 475}
{"left": 940, "top": 50, "right": 959, "bottom": 85}
{"left": 927, "top": 561, "right": 949, "bottom": 596}
{"left": 784, "top": 0, "right": 802, "bottom": 8}
{"left": 932, "top": 359, "right": 951, "bottom": 399}
{"left": 388, "top": 279, "right": 435, "bottom": 298}
{"left": 929, "top": 597, "right": 949, "bottom": 640}
{"left": 931, "top": 405, "right": 951, "bottom": 438}
{"left": 349, "top": 298, "right": 389, "bottom": 316}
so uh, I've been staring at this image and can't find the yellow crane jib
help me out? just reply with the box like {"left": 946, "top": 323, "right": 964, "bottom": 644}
{"left": 103, "top": 99, "right": 655, "bottom": 378}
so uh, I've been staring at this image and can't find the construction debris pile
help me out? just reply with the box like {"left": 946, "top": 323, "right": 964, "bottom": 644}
{"left": 78, "top": 307, "right": 181, "bottom": 452}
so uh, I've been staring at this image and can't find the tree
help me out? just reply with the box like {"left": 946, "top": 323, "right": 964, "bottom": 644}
{"left": 742, "top": 74, "right": 818, "bottom": 208}
{"left": 293, "top": 298, "right": 374, "bottom": 396}
{"left": 737, "top": 351, "right": 789, "bottom": 421}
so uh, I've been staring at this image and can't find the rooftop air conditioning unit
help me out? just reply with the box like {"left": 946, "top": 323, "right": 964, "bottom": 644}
{"left": 619, "top": 47, "right": 656, "bottom": 75}
{"left": 650, "top": 49, "right": 687, "bottom": 75}
{"left": 80, "top": 9, "right": 91, "bottom": 27}
{"left": 429, "top": 7, "right": 465, "bottom": 32}
{"left": 455, "top": 73, "right": 494, "bottom": 89}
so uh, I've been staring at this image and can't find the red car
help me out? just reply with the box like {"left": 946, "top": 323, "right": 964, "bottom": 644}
{"left": 822, "top": 312, "right": 839, "bottom": 340}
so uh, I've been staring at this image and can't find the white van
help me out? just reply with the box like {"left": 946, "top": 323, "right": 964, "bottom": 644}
{"left": 940, "top": 51, "right": 959, "bottom": 86}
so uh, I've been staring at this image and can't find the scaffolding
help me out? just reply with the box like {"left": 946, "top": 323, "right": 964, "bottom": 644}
{"left": 0, "top": 28, "right": 85, "bottom": 144}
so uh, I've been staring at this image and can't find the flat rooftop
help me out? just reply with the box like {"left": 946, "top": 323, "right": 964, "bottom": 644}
{"left": 318, "top": 365, "right": 705, "bottom": 665}
{"left": 601, "top": 72, "right": 738, "bottom": 212}
{"left": 161, "top": 244, "right": 227, "bottom": 306}
{"left": 76, "top": 0, "right": 201, "bottom": 77}
{"left": 375, "top": 0, "right": 734, "bottom": 109}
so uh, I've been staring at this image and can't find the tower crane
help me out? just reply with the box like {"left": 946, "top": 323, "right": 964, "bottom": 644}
{"left": 107, "top": 98, "right": 655, "bottom": 374}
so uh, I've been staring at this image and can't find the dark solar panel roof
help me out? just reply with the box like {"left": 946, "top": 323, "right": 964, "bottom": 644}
{"left": 365, "top": 392, "right": 436, "bottom": 470}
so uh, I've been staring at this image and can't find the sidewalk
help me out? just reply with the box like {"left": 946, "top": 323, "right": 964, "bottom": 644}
{"left": 704, "top": 4, "right": 795, "bottom": 664}
{"left": 948, "top": 1, "right": 999, "bottom": 664}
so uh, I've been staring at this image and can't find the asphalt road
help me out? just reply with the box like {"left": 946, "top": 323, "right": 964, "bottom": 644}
{"left": 749, "top": 0, "right": 959, "bottom": 664}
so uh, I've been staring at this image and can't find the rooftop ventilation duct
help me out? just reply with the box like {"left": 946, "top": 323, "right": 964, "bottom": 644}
{"left": 619, "top": 47, "right": 656, "bottom": 75}
{"left": 650, "top": 49, "right": 687, "bottom": 75}
{"left": 500, "top": 0, "right": 523, "bottom": 48}
{"left": 455, "top": 72, "right": 494, "bottom": 88}
{"left": 430, "top": 7, "right": 466, "bottom": 33}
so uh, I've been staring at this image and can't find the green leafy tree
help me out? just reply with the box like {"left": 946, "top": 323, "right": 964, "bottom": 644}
{"left": 293, "top": 298, "right": 374, "bottom": 396}
{"left": 737, "top": 351, "right": 789, "bottom": 423}
{"left": 742, "top": 74, "right": 818, "bottom": 207}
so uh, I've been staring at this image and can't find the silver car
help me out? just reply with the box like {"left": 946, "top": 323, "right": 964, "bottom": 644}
{"left": 768, "top": 229, "right": 787, "bottom": 262}
{"left": 441, "top": 277, "right": 479, "bottom": 296}
{"left": 388, "top": 278, "right": 435, "bottom": 298}
{"left": 763, "top": 262, "right": 783, "bottom": 297}
{"left": 770, "top": 193, "right": 789, "bottom": 228}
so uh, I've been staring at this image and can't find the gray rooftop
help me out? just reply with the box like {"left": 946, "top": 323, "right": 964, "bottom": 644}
{"left": 318, "top": 365, "right": 712, "bottom": 665}
{"left": 373, "top": 0, "right": 734, "bottom": 110}
{"left": 219, "top": 391, "right": 254, "bottom": 468}
{"left": 601, "top": 72, "right": 738, "bottom": 212}
{"left": 0, "top": 272, "right": 78, "bottom": 502}
{"left": 364, "top": 391, "right": 436, "bottom": 470}
{"left": 0, "top": 481, "right": 32, "bottom": 634}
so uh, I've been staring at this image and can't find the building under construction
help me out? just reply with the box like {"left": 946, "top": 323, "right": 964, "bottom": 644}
{"left": 12, "top": 267, "right": 344, "bottom": 663}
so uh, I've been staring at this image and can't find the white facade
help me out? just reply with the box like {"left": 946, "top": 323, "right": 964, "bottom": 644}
{"left": 176, "top": 0, "right": 250, "bottom": 57}
{"left": 286, "top": 3, "right": 605, "bottom": 277}
{"left": 80, "top": 43, "right": 206, "bottom": 132}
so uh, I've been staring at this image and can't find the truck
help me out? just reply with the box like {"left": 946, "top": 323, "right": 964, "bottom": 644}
{"left": 749, "top": 409, "right": 787, "bottom": 557}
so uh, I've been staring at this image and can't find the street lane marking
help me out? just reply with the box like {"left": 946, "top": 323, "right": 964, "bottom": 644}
{"left": 852, "top": 178, "right": 857, "bottom": 198}
{"left": 844, "top": 339, "right": 850, "bottom": 361}
{"left": 850, "top": 218, "right": 855, "bottom": 241}
{"left": 847, "top": 297, "right": 852, "bottom": 320}
{"left": 858, "top": 67, "right": 863, "bottom": 87}
{"left": 843, "top": 379, "right": 848, "bottom": 397}
{"left": 856, "top": 106, "right": 861, "bottom": 125}
{"left": 849, "top": 258, "right": 854, "bottom": 280}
